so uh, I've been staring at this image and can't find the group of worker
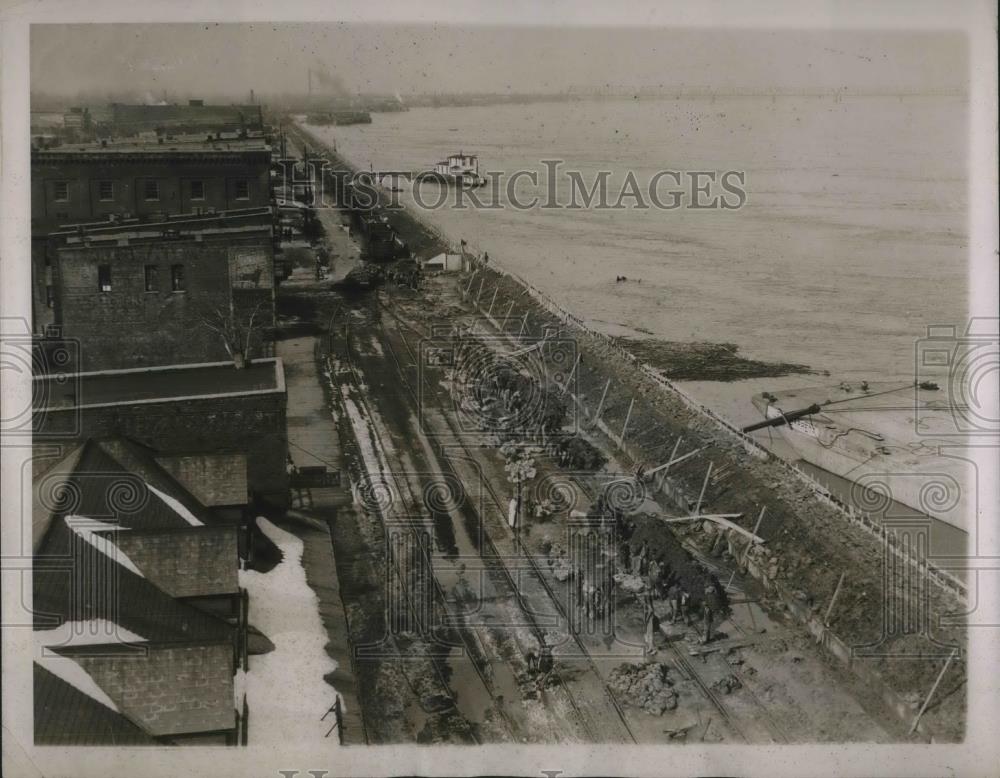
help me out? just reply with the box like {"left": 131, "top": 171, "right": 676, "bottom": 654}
{"left": 524, "top": 641, "right": 555, "bottom": 692}
{"left": 642, "top": 576, "right": 723, "bottom": 652}
{"left": 620, "top": 533, "right": 724, "bottom": 650}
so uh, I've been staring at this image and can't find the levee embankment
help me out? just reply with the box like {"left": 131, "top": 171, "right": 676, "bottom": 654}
{"left": 459, "top": 258, "right": 966, "bottom": 739}
{"left": 290, "top": 119, "right": 966, "bottom": 740}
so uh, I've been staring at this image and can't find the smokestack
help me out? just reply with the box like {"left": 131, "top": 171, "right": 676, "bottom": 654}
{"left": 307, "top": 68, "right": 312, "bottom": 99}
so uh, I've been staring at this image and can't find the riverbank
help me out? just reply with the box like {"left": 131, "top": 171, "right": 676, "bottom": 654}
{"left": 615, "top": 338, "right": 813, "bottom": 382}
{"left": 288, "top": 120, "right": 967, "bottom": 740}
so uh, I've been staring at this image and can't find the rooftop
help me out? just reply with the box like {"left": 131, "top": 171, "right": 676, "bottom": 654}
{"left": 33, "top": 439, "right": 238, "bottom": 644}
{"left": 34, "top": 358, "right": 284, "bottom": 411}
{"left": 32, "top": 133, "right": 270, "bottom": 156}
{"left": 51, "top": 207, "right": 274, "bottom": 244}
{"left": 34, "top": 663, "right": 157, "bottom": 746}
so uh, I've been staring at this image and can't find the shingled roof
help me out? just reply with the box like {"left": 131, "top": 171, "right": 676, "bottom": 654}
{"left": 34, "top": 662, "right": 157, "bottom": 746}
{"left": 33, "top": 439, "right": 234, "bottom": 643}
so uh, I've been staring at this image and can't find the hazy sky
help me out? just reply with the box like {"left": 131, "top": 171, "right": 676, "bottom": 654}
{"left": 30, "top": 23, "right": 967, "bottom": 100}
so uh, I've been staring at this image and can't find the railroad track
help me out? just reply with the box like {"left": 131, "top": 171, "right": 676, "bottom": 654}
{"left": 376, "top": 290, "right": 639, "bottom": 744}
{"left": 382, "top": 289, "right": 785, "bottom": 745}
{"left": 332, "top": 325, "right": 515, "bottom": 744}
{"left": 347, "top": 300, "right": 603, "bottom": 743}
{"left": 572, "top": 450, "right": 791, "bottom": 744}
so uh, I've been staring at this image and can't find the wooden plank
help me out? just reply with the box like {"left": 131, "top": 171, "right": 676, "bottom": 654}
{"left": 687, "top": 638, "right": 754, "bottom": 657}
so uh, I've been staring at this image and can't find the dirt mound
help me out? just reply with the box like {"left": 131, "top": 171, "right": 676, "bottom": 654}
{"left": 608, "top": 662, "right": 679, "bottom": 715}
{"left": 711, "top": 674, "right": 743, "bottom": 695}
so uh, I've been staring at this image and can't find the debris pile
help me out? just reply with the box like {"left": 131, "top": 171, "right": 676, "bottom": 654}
{"left": 711, "top": 674, "right": 743, "bottom": 695}
{"left": 542, "top": 539, "right": 573, "bottom": 581}
{"left": 613, "top": 571, "right": 646, "bottom": 593}
{"left": 608, "top": 662, "right": 679, "bottom": 715}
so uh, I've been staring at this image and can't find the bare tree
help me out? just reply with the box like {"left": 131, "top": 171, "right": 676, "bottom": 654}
{"left": 196, "top": 301, "right": 267, "bottom": 369}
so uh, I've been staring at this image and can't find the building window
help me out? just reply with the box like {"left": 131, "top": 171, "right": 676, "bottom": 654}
{"left": 144, "top": 180, "right": 160, "bottom": 201}
{"left": 46, "top": 285, "right": 55, "bottom": 308}
{"left": 97, "top": 265, "right": 112, "bottom": 293}
{"left": 171, "top": 264, "right": 185, "bottom": 292}
{"left": 98, "top": 180, "right": 114, "bottom": 201}
{"left": 234, "top": 180, "right": 250, "bottom": 200}
{"left": 53, "top": 181, "right": 69, "bottom": 202}
{"left": 144, "top": 265, "right": 158, "bottom": 292}
{"left": 190, "top": 180, "right": 205, "bottom": 200}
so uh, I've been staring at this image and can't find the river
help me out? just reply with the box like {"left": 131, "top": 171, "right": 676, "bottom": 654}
{"left": 301, "top": 94, "right": 968, "bottom": 432}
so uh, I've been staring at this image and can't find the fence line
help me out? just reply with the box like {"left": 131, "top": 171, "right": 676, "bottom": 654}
{"left": 461, "top": 254, "right": 968, "bottom": 604}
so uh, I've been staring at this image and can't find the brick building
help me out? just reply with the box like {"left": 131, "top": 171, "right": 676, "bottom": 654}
{"left": 105, "top": 101, "right": 264, "bottom": 137}
{"left": 47, "top": 208, "right": 276, "bottom": 371}
{"left": 32, "top": 438, "right": 251, "bottom": 745}
{"left": 31, "top": 136, "right": 272, "bottom": 332}
{"left": 60, "top": 101, "right": 263, "bottom": 139}
{"left": 33, "top": 358, "right": 288, "bottom": 505}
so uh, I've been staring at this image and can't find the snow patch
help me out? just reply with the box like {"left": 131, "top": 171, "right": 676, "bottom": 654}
{"left": 238, "top": 517, "right": 340, "bottom": 744}
{"left": 64, "top": 516, "right": 142, "bottom": 577}
{"left": 35, "top": 620, "right": 147, "bottom": 713}
{"left": 146, "top": 482, "right": 204, "bottom": 527}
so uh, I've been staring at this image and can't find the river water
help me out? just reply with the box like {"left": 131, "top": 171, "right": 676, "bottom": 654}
{"left": 302, "top": 95, "right": 968, "bottom": 430}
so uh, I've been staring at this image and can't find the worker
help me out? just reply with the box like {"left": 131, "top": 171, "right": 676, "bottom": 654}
{"left": 647, "top": 558, "right": 661, "bottom": 593}
{"left": 680, "top": 585, "right": 693, "bottom": 626}
{"left": 667, "top": 582, "right": 682, "bottom": 624}
{"left": 538, "top": 642, "right": 554, "bottom": 674}
{"left": 536, "top": 642, "right": 554, "bottom": 690}
{"left": 701, "top": 582, "right": 721, "bottom": 644}
{"left": 631, "top": 541, "right": 647, "bottom": 576}
{"left": 618, "top": 540, "right": 631, "bottom": 573}
{"left": 592, "top": 585, "right": 605, "bottom": 624}
{"left": 644, "top": 598, "right": 660, "bottom": 656}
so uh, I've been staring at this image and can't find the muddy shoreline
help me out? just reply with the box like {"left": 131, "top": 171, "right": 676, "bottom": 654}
{"left": 615, "top": 338, "right": 813, "bottom": 382}
{"left": 288, "top": 121, "right": 966, "bottom": 740}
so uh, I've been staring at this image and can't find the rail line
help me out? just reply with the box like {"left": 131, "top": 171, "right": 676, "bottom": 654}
{"left": 376, "top": 289, "right": 639, "bottom": 744}
{"left": 573, "top": 460, "right": 796, "bottom": 744}
{"left": 382, "top": 287, "right": 794, "bottom": 745}
{"left": 356, "top": 299, "right": 603, "bottom": 742}
{"left": 333, "top": 327, "right": 515, "bottom": 744}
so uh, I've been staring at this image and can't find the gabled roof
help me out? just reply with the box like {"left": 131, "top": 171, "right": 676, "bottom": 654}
{"left": 33, "top": 439, "right": 234, "bottom": 644}
{"left": 34, "top": 662, "right": 157, "bottom": 746}
{"left": 97, "top": 438, "right": 219, "bottom": 527}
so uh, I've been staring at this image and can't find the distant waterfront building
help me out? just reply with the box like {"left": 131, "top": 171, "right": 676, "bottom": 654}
{"left": 46, "top": 208, "right": 276, "bottom": 371}
{"left": 63, "top": 100, "right": 264, "bottom": 136}
{"left": 30, "top": 136, "right": 273, "bottom": 332}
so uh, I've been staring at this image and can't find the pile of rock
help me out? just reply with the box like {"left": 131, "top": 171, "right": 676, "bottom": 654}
{"left": 711, "top": 674, "right": 743, "bottom": 695}
{"left": 613, "top": 571, "right": 646, "bottom": 593}
{"left": 608, "top": 662, "right": 679, "bottom": 715}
